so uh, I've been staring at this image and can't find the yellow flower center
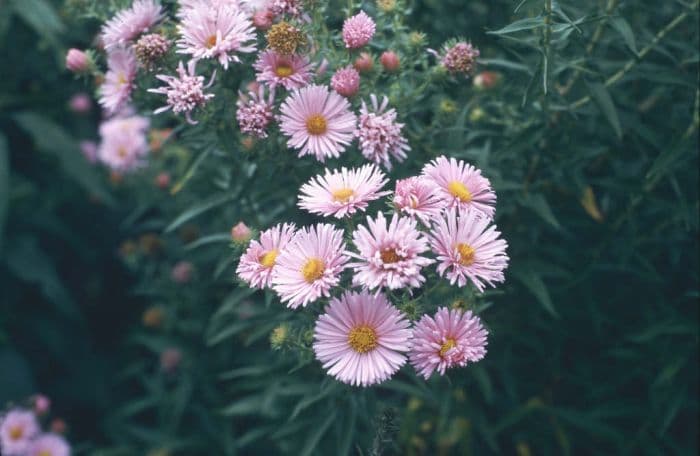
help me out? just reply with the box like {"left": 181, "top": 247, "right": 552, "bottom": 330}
{"left": 275, "top": 64, "right": 294, "bottom": 77}
{"left": 305, "top": 114, "right": 327, "bottom": 135}
{"left": 331, "top": 188, "right": 354, "bottom": 202}
{"left": 206, "top": 35, "right": 217, "bottom": 48}
{"left": 301, "top": 257, "right": 325, "bottom": 283}
{"left": 38, "top": 451, "right": 52, "bottom": 456}
{"left": 439, "top": 338, "right": 457, "bottom": 358}
{"left": 9, "top": 425, "right": 23, "bottom": 440}
{"left": 456, "top": 243, "right": 475, "bottom": 266}
{"left": 348, "top": 325, "right": 378, "bottom": 353}
{"left": 258, "top": 249, "right": 278, "bottom": 268}
{"left": 117, "top": 73, "right": 127, "bottom": 85}
{"left": 448, "top": 180, "right": 472, "bottom": 202}
{"left": 117, "top": 146, "right": 128, "bottom": 158}
{"left": 380, "top": 248, "right": 401, "bottom": 264}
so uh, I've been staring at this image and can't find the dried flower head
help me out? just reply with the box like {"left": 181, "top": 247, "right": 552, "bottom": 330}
{"left": 134, "top": 33, "right": 170, "bottom": 68}
{"left": 266, "top": 21, "right": 306, "bottom": 55}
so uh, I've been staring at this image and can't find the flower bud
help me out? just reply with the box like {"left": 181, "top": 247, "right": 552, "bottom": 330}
{"left": 65, "top": 48, "right": 90, "bottom": 73}
{"left": 473, "top": 71, "right": 500, "bottom": 90}
{"left": 270, "top": 324, "right": 290, "bottom": 350}
{"left": 380, "top": 51, "right": 400, "bottom": 72}
{"left": 155, "top": 172, "right": 170, "bottom": 190}
{"left": 231, "top": 221, "right": 252, "bottom": 243}
{"left": 33, "top": 394, "right": 51, "bottom": 416}
{"left": 171, "top": 261, "right": 193, "bottom": 284}
{"left": 160, "top": 348, "right": 182, "bottom": 373}
{"left": 253, "top": 9, "right": 274, "bottom": 30}
{"left": 69, "top": 93, "right": 92, "bottom": 113}
{"left": 142, "top": 306, "right": 165, "bottom": 329}
{"left": 50, "top": 419, "right": 67, "bottom": 435}
{"left": 353, "top": 52, "right": 373, "bottom": 73}
{"left": 331, "top": 66, "right": 360, "bottom": 97}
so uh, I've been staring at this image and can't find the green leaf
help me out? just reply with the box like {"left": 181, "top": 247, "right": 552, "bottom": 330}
{"left": 165, "top": 193, "right": 236, "bottom": 233}
{"left": 519, "top": 193, "right": 561, "bottom": 230}
{"left": 9, "top": 0, "right": 64, "bottom": 44}
{"left": 487, "top": 17, "right": 545, "bottom": 35}
{"left": 185, "top": 233, "right": 233, "bottom": 250}
{"left": 300, "top": 410, "right": 336, "bottom": 456}
{"left": 0, "top": 134, "right": 8, "bottom": 255}
{"left": 511, "top": 266, "right": 559, "bottom": 318}
{"left": 585, "top": 81, "right": 623, "bottom": 138}
{"left": 610, "top": 17, "right": 638, "bottom": 55}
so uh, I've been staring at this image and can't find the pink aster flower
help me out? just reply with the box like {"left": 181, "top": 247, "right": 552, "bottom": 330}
{"left": 148, "top": 61, "right": 215, "bottom": 125}
{"left": 98, "top": 47, "right": 137, "bottom": 115}
{"left": 393, "top": 176, "right": 445, "bottom": 225}
{"left": 421, "top": 155, "right": 496, "bottom": 220}
{"left": 27, "top": 433, "right": 71, "bottom": 456}
{"left": 313, "top": 290, "right": 411, "bottom": 387}
{"left": 279, "top": 85, "right": 357, "bottom": 162}
{"left": 101, "top": 0, "right": 164, "bottom": 50}
{"left": 429, "top": 207, "right": 508, "bottom": 291}
{"left": 69, "top": 93, "right": 92, "bottom": 113}
{"left": 298, "top": 164, "right": 390, "bottom": 218}
{"left": 241, "top": 0, "right": 273, "bottom": 13}
{"left": 253, "top": 50, "right": 313, "bottom": 90}
{"left": 271, "top": 0, "right": 303, "bottom": 16}
{"left": 331, "top": 66, "right": 360, "bottom": 97}
{"left": 271, "top": 224, "right": 349, "bottom": 309}
{"left": 0, "top": 409, "right": 39, "bottom": 455}
{"left": 356, "top": 94, "right": 410, "bottom": 170}
{"left": 342, "top": 11, "right": 375, "bottom": 49}
{"left": 409, "top": 307, "right": 488, "bottom": 379}
{"left": 349, "top": 212, "right": 433, "bottom": 290}
{"left": 236, "top": 85, "right": 274, "bottom": 138}
{"left": 97, "top": 115, "right": 150, "bottom": 171}
{"left": 441, "top": 41, "right": 480, "bottom": 77}
{"left": 237, "top": 223, "right": 296, "bottom": 289}
{"left": 177, "top": 2, "right": 256, "bottom": 69}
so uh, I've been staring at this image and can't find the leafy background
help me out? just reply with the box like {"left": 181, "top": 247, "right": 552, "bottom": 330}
{"left": 0, "top": 0, "right": 698, "bottom": 454}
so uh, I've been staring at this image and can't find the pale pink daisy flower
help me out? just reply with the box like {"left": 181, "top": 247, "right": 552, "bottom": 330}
{"left": 313, "top": 290, "right": 411, "bottom": 387}
{"left": 240, "top": 0, "right": 272, "bottom": 13}
{"left": 253, "top": 50, "right": 313, "bottom": 90}
{"left": 298, "top": 164, "right": 390, "bottom": 218}
{"left": 356, "top": 94, "right": 410, "bottom": 170}
{"left": 177, "top": 2, "right": 256, "bottom": 69}
{"left": 331, "top": 66, "right": 360, "bottom": 97}
{"left": 27, "top": 433, "right": 71, "bottom": 456}
{"left": 393, "top": 176, "right": 445, "bottom": 225}
{"left": 429, "top": 207, "right": 508, "bottom": 291}
{"left": 101, "top": 0, "right": 164, "bottom": 50}
{"left": 0, "top": 409, "right": 39, "bottom": 455}
{"left": 236, "top": 223, "right": 296, "bottom": 289}
{"left": 236, "top": 85, "right": 274, "bottom": 138}
{"left": 271, "top": 224, "right": 349, "bottom": 308}
{"left": 342, "top": 11, "right": 375, "bottom": 49}
{"left": 97, "top": 115, "right": 150, "bottom": 171}
{"left": 409, "top": 307, "right": 488, "bottom": 379}
{"left": 98, "top": 47, "right": 137, "bottom": 115}
{"left": 421, "top": 155, "right": 496, "bottom": 220}
{"left": 148, "top": 61, "right": 215, "bottom": 125}
{"left": 279, "top": 85, "right": 357, "bottom": 162}
{"left": 349, "top": 212, "right": 433, "bottom": 290}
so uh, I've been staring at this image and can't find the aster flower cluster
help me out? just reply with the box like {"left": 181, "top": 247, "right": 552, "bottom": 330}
{"left": 237, "top": 155, "right": 509, "bottom": 386}
{"left": 0, "top": 396, "right": 71, "bottom": 456}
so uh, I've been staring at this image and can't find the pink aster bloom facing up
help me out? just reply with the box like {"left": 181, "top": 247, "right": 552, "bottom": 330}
{"left": 0, "top": 409, "right": 39, "bottom": 455}
{"left": 442, "top": 41, "right": 480, "bottom": 77}
{"left": 298, "top": 164, "right": 390, "bottom": 219}
{"left": 342, "top": 11, "right": 375, "bottom": 49}
{"left": 99, "top": 47, "right": 137, "bottom": 115}
{"left": 421, "top": 155, "right": 496, "bottom": 220}
{"left": 349, "top": 212, "right": 433, "bottom": 290}
{"left": 177, "top": 2, "right": 256, "bottom": 69}
{"left": 271, "top": 224, "right": 349, "bottom": 309}
{"left": 253, "top": 50, "right": 313, "bottom": 90}
{"left": 331, "top": 66, "right": 360, "bottom": 97}
{"left": 393, "top": 176, "right": 445, "bottom": 225}
{"left": 236, "top": 85, "right": 274, "bottom": 138}
{"left": 279, "top": 85, "right": 357, "bottom": 162}
{"left": 101, "top": 0, "right": 164, "bottom": 50}
{"left": 429, "top": 207, "right": 508, "bottom": 291}
{"left": 97, "top": 115, "right": 150, "bottom": 171}
{"left": 313, "top": 290, "right": 412, "bottom": 387}
{"left": 236, "top": 223, "right": 296, "bottom": 289}
{"left": 356, "top": 94, "right": 410, "bottom": 170}
{"left": 148, "top": 61, "right": 215, "bottom": 125}
{"left": 410, "top": 307, "right": 488, "bottom": 379}
{"left": 27, "top": 433, "right": 71, "bottom": 456}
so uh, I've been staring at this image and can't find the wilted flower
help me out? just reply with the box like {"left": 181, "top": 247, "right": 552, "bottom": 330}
{"left": 237, "top": 223, "right": 296, "bottom": 289}
{"left": 393, "top": 176, "right": 444, "bottom": 225}
{"left": 98, "top": 47, "right": 137, "bottom": 115}
{"left": 236, "top": 85, "right": 274, "bottom": 138}
{"left": 266, "top": 21, "right": 306, "bottom": 55}
{"left": 0, "top": 409, "right": 39, "bottom": 455}
{"left": 97, "top": 115, "right": 150, "bottom": 171}
{"left": 342, "top": 11, "right": 375, "bottom": 49}
{"left": 134, "top": 33, "right": 171, "bottom": 68}
{"left": 440, "top": 41, "right": 480, "bottom": 77}
{"left": 101, "top": 0, "right": 164, "bottom": 50}
{"left": 331, "top": 66, "right": 360, "bottom": 97}
{"left": 356, "top": 94, "right": 410, "bottom": 170}
{"left": 148, "top": 61, "right": 215, "bottom": 125}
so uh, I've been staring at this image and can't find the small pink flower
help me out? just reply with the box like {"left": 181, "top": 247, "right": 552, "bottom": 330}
{"left": 429, "top": 207, "right": 508, "bottom": 291}
{"left": 279, "top": 85, "right": 357, "bottom": 162}
{"left": 0, "top": 409, "right": 39, "bottom": 455}
{"left": 98, "top": 47, "right": 137, "bottom": 115}
{"left": 32, "top": 395, "right": 51, "bottom": 416}
{"left": 237, "top": 223, "right": 296, "bottom": 289}
{"left": 393, "top": 176, "right": 444, "bottom": 225}
{"left": 409, "top": 307, "right": 488, "bottom": 379}
{"left": 271, "top": 224, "right": 349, "bottom": 309}
{"left": 356, "top": 94, "right": 410, "bottom": 170}
{"left": 331, "top": 66, "right": 360, "bottom": 97}
{"left": 231, "top": 221, "right": 252, "bottom": 242}
{"left": 473, "top": 71, "right": 500, "bottom": 90}
{"left": 349, "top": 212, "right": 433, "bottom": 291}
{"left": 313, "top": 290, "right": 411, "bottom": 387}
{"left": 252, "top": 8, "right": 274, "bottom": 29}
{"left": 97, "top": 115, "right": 149, "bottom": 171}
{"left": 148, "top": 61, "right": 215, "bottom": 125}
{"left": 171, "top": 261, "right": 193, "bottom": 283}
{"left": 155, "top": 172, "right": 171, "bottom": 189}
{"left": 421, "top": 155, "right": 496, "bottom": 220}
{"left": 69, "top": 93, "right": 92, "bottom": 113}
{"left": 441, "top": 41, "right": 480, "bottom": 76}
{"left": 254, "top": 50, "right": 313, "bottom": 91}
{"left": 27, "top": 433, "right": 70, "bottom": 456}
{"left": 271, "top": 0, "right": 303, "bottom": 16}
{"left": 236, "top": 85, "right": 274, "bottom": 138}
{"left": 101, "top": 0, "right": 164, "bottom": 50}
{"left": 342, "top": 11, "right": 375, "bottom": 49}
{"left": 298, "top": 164, "right": 390, "bottom": 218}
{"left": 380, "top": 51, "right": 400, "bottom": 72}
{"left": 65, "top": 49, "right": 89, "bottom": 73}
